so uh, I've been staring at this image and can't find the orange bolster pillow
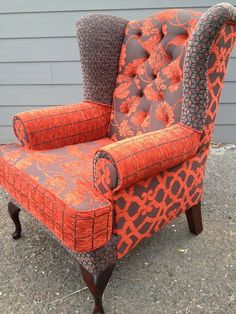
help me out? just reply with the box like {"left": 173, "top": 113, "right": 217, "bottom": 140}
{"left": 13, "top": 101, "right": 111, "bottom": 150}
{"left": 94, "top": 123, "right": 201, "bottom": 193}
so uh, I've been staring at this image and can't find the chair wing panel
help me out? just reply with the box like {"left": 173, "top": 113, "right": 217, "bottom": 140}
{"left": 181, "top": 3, "right": 236, "bottom": 144}
{"left": 77, "top": 14, "right": 128, "bottom": 105}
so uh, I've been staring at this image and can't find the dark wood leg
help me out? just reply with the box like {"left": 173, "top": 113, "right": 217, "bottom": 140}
{"left": 8, "top": 201, "right": 22, "bottom": 239}
{"left": 185, "top": 201, "right": 203, "bottom": 235}
{"left": 80, "top": 264, "right": 115, "bottom": 314}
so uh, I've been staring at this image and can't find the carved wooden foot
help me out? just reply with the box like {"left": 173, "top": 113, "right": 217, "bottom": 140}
{"left": 186, "top": 201, "right": 203, "bottom": 235}
{"left": 80, "top": 264, "right": 115, "bottom": 314}
{"left": 8, "top": 202, "right": 22, "bottom": 239}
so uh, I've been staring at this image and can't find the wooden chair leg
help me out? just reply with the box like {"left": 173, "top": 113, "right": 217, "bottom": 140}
{"left": 80, "top": 264, "right": 115, "bottom": 314}
{"left": 8, "top": 201, "right": 22, "bottom": 239}
{"left": 185, "top": 201, "right": 203, "bottom": 235}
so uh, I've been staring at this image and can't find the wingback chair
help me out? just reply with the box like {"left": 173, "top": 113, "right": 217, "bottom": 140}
{"left": 0, "top": 3, "right": 236, "bottom": 313}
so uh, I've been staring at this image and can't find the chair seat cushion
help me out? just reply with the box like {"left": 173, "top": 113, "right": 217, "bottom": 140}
{"left": 0, "top": 138, "right": 113, "bottom": 252}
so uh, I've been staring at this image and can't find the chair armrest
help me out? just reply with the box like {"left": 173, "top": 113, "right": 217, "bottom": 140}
{"left": 13, "top": 101, "right": 111, "bottom": 150}
{"left": 94, "top": 123, "right": 201, "bottom": 193}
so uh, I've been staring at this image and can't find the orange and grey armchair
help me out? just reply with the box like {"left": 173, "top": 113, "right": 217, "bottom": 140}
{"left": 0, "top": 3, "right": 236, "bottom": 313}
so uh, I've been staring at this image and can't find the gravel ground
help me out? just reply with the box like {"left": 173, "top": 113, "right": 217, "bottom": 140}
{"left": 0, "top": 144, "right": 235, "bottom": 314}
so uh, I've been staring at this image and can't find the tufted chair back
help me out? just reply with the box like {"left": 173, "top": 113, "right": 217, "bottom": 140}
{"left": 108, "top": 9, "right": 202, "bottom": 141}
{"left": 108, "top": 5, "right": 236, "bottom": 144}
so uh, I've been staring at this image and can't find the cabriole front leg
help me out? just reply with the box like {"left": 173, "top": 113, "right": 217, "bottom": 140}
{"left": 76, "top": 236, "right": 117, "bottom": 314}
{"left": 80, "top": 264, "right": 115, "bottom": 314}
{"left": 8, "top": 201, "right": 22, "bottom": 239}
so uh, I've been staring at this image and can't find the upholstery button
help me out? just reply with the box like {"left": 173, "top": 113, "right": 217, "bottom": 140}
{"left": 157, "top": 92, "right": 164, "bottom": 100}
{"left": 160, "top": 29, "right": 164, "bottom": 38}
{"left": 137, "top": 30, "right": 142, "bottom": 36}
{"left": 153, "top": 74, "right": 157, "bottom": 79}
{"left": 139, "top": 91, "right": 144, "bottom": 97}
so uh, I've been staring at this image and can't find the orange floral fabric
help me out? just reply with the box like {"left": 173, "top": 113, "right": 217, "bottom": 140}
{"left": 0, "top": 137, "right": 113, "bottom": 252}
{"left": 13, "top": 101, "right": 111, "bottom": 150}
{"left": 94, "top": 123, "right": 200, "bottom": 193}
{"left": 108, "top": 9, "right": 202, "bottom": 141}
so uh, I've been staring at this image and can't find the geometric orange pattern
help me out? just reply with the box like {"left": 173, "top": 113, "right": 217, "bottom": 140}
{"left": 182, "top": 3, "right": 236, "bottom": 131}
{"left": 114, "top": 148, "right": 207, "bottom": 258}
{"left": 200, "top": 22, "right": 236, "bottom": 150}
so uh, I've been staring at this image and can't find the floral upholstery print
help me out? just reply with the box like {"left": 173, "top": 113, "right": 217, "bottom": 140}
{"left": 13, "top": 101, "right": 111, "bottom": 150}
{"left": 0, "top": 138, "right": 114, "bottom": 252}
{"left": 108, "top": 9, "right": 202, "bottom": 140}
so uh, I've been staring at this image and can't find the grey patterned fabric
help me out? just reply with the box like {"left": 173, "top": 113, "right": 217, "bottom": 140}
{"left": 74, "top": 235, "right": 117, "bottom": 275}
{"left": 181, "top": 3, "right": 236, "bottom": 131}
{"left": 77, "top": 14, "right": 128, "bottom": 105}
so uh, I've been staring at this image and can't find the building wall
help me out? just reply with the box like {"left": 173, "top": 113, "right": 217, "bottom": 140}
{"left": 0, "top": 0, "right": 236, "bottom": 143}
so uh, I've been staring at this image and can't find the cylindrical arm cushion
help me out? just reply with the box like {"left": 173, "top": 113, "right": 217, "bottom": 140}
{"left": 13, "top": 101, "right": 111, "bottom": 150}
{"left": 94, "top": 123, "right": 201, "bottom": 193}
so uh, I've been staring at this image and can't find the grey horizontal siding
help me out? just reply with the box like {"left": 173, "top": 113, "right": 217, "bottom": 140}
{"left": 0, "top": 1, "right": 236, "bottom": 144}
{"left": 0, "top": 0, "right": 231, "bottom": 13}
{"left": 215, "top": 104, "right": 236, "bottom": 125}
{"left": 0, "top": 62, "right": 83, "bottom": 84}
{"left": 0, "top": 85, "right": 83, "bottom": 106}
{"left": 0, "top": 62, "right": 52, "bottom": 84}
{"left": 213, "top": 125, "right": 236, "bottom": 143}
{"left": 0, "top": 38, "right": 80, "bottom": 62}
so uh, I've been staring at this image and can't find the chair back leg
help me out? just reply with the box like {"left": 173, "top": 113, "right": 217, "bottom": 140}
{"left": 185, "top": 201, "right": 203, "bottom": 235}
